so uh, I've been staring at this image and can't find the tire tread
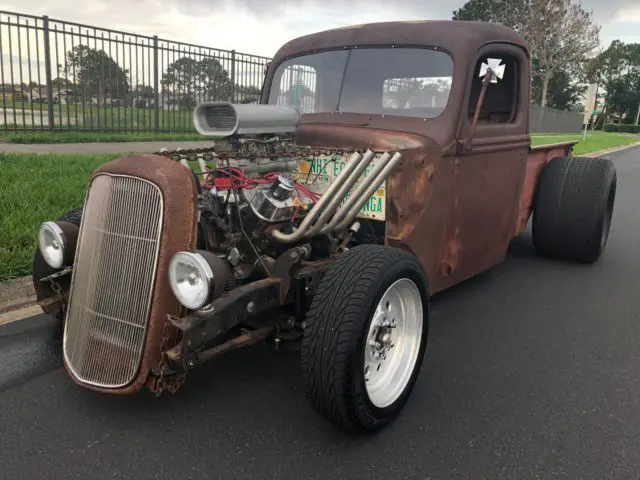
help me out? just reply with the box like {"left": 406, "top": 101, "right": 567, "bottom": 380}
{"left": 301, "top": 244, "right": 427, "bottom": 432}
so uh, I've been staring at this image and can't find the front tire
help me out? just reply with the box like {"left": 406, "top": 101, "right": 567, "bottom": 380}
{"left": 532, "top": 156, "right": 617, "bottom": 263}
{"left": 301, "top": 244, "right": 429, "bottom": 433}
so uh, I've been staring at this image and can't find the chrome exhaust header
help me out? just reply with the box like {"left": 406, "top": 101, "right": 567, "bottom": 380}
{"left": 302, "top": 149, "right": 376, "bottom": 239}
{"left": 330, "top": 152, "right": 403, "bottom": 233}
{"left": 271, "top": 151, "right": 366, "bottom": 243}
{"left": 270, "top": 149, "right": 402, "bottom": 244}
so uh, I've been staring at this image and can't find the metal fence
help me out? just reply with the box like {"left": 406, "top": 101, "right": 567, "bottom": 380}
{"left": 530, "top": 105, "right": 584, "bottom": 134}
{"left": 0, "top": 10, "right": 270, "bottom": 132}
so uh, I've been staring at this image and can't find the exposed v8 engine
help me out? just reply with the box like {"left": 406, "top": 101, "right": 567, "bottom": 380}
{"left": 180, "top": 102, "right": 399, "bottom": 289}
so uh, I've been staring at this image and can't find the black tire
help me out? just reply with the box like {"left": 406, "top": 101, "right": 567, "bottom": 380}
{"left": 532, "top": 156, "right": 617, "bottom": 263}
{"left": 32, "top": 207, "right": 83, "bottom": 321}
{"left": 301, "top": 244, "right": 429, "bottom": 433}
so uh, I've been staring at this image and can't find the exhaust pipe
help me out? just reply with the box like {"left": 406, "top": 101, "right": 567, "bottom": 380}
{"left": 271, "top": 151, "right": 365, "bottom": 243}
{"left": 321, "top": 151, "right": 402, "bottom": 234}
{"left": 303, "top": 149, "right": 376, "bottom": 239}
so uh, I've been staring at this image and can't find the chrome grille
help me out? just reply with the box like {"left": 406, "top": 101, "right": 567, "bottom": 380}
{"left": 63, "top": 174, "right": 163, "bottom": 388}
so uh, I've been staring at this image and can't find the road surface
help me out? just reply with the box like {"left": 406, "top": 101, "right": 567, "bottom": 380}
{"left": 1, "top": 147, "right": 640, "bottom": 480}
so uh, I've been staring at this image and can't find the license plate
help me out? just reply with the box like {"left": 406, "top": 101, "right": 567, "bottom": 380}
{"left": 291, "top": 153, "right": 386, "bottom": 221}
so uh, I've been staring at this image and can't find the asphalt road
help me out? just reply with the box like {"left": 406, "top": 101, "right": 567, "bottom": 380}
{"left": 1, "top": 147, "right": 640, "bottom": 480}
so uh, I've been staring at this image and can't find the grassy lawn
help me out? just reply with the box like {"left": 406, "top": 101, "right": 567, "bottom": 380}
{"left": 0, "top": 153, "right": 119, "bottom": 282}
{"left": 531, "top": 131, "right": 639, "bottom": 155}
{"left": 0, "top": 131, "right": 204, "bottom": 144}
{"left": 1, "top": 130, "right": 638, "bottom": 282}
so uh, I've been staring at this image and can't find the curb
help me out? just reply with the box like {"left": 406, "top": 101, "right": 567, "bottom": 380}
{"left": 0, "top": 276, "right": 35, "bottom": 312}
{"left": 582, "top": 141, "right": 640, "bottom": 158}
{"left": 0, "top": 275, "right": 38, "bottom": 326}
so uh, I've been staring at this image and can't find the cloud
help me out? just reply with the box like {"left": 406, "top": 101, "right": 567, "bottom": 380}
{"left": 0, "top": 0, "right": 638, "bottom": 59}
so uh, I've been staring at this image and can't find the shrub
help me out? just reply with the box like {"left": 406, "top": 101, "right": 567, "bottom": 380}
{"left": 603, "top": 124, "right": 640, "bottom": 134}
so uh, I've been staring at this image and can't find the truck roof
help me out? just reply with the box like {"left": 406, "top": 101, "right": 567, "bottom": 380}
{"left": 272, "top": 20, "right": 529, "bottom": 64}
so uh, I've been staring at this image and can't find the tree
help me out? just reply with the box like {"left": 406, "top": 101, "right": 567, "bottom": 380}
{"left": 51, "top": 77, "right": 75, "bottom": 90}
{"left": 452, "top": 0, "right": 526, "bottom": 31}
{"left": 532, "top": 61, "right": 587, "bottom": 110}
{"left": 61, "top": 45, "right": 129, "bottom": 102}
{"left": 586, "top": 41, "right": 640, "bottom": 124}
{"left": 524, "top": 0, "right": 600, "bottom": 107}
{"left": 161, "top": 57, "right": 233, "bottom": 104}
{"left": 607, "top": 72, "right": 640, "bottom": 123}
{"left": 236, "top": 85, "right": 262, "bottom": 103}
{"left": 131, "top": 84, "right": 156, "bottom": 108}
{"left": 452, "top": 0, "right": 600, "bottom": 108}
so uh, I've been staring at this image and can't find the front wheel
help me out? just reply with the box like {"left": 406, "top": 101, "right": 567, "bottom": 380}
{"left": 301, "top": 244, "right": 429, "bottom": 433}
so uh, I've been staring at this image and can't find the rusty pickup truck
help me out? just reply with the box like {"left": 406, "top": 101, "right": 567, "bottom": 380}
{"left": 32, "top": 20, "right": 617, "bottom": 433}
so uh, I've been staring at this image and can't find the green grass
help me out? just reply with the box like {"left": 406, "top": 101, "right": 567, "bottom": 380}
{"left": 531, "top": 131, "right": 639, "bottom": 155}
{"left": 0, "top": 130, "right": 205, "bottom": 144}
{"left": 0, "top": 153, "right": 119, "bottom": 282}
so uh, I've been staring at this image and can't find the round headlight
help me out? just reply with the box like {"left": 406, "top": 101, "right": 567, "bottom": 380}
{"left": 168, "top": 252, "right": 214, "bottom": 310}
{"left": 38, "top": 221, "right": 66, "bottom": 269}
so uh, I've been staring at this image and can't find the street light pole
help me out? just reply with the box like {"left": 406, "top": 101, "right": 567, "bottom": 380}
{"left": 635, "top": 100, "right": 640, "bottom": 126}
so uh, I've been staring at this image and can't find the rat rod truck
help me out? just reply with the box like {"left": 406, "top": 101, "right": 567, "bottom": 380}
{"left": 32, "top": 20, "right": 617, "bottom": 433}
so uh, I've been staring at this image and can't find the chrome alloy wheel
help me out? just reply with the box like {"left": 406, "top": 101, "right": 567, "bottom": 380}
{"left": 363, "top": 277, "right": 424, "bottom": 409}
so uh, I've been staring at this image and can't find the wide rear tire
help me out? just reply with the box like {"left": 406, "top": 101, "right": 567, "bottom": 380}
{"left": 301, "top": 244, "right": 429, "bottom": 433}
{"left": 532, "top": 156, "right": 617, "bottom": 263}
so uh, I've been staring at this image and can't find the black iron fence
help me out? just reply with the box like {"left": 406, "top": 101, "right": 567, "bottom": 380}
{"left": 0, "top": 10, "right": 270, "bottom": 132}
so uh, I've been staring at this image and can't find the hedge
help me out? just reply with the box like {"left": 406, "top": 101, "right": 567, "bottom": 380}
{"left": 603, "top": 124, "right": 640, "bottom": 134}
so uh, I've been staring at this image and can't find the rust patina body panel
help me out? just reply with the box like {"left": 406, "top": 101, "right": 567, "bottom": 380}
{"left": 266, "top": 20, "right": 577, "bottom": 295}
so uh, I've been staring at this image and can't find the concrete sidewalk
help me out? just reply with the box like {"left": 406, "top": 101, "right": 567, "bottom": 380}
{"left": 0, "top": 140, "right": 215, "bottom": 155}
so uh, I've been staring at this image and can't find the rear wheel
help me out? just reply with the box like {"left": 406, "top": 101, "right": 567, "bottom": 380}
{"left": 301, "top": 244, "right": 429, "bottom": 433}
{"left": 532, "top": 156, "right": 617, "bottom": 263}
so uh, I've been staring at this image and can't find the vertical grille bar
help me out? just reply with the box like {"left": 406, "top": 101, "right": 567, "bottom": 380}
{"left": 63, "top": 174, "right": 163, "bottom": 388}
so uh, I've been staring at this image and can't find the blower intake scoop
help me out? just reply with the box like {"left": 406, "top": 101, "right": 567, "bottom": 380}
{"left": 193, "top": 101, "right": 301, "bottom": 138}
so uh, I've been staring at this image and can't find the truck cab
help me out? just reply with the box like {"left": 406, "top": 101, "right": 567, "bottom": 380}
{"left": 260, "top": 21, "right": 543, "bottom": 292}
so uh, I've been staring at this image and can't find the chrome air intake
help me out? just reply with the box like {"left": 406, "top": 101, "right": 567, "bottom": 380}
{"left": 193, "top": 101, "right": 301, "bottom": 138}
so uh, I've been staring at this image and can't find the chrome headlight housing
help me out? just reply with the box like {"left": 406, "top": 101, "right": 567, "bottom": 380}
{"left": 38, "top": 221, "right": 68, "bottom": 269}
{"left": 168, "top": 251, "right": 216, "bottom": 310}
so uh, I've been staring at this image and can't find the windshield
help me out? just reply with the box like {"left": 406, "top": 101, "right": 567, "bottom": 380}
{"left": 267, "top": 47, "right": 454, "bottom": 119}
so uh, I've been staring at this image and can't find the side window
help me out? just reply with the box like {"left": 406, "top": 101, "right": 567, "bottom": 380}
{"left": 274, "top": 64, "right": 318, "bottom": 114}
{"left": 468, "top": 53, "right": 520, "bottom": 125}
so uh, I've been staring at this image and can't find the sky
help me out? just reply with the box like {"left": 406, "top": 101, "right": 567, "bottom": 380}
{"left": 0, "top": 0, "right": 638, "bottom": 59}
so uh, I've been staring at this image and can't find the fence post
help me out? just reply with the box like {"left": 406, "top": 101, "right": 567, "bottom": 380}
{"left": 230, "top": 50, "right": 236, "bottom": 102}
{"left": 153, "top": 35, "right": 159, "bottom": 131}
{"left": 42, "top": 15, "right": 55, "bottom": 131}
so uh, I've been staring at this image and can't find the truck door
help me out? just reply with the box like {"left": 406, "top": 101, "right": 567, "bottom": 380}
{"left": 439, "top": 43, "right": 531, "bottom": 288}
